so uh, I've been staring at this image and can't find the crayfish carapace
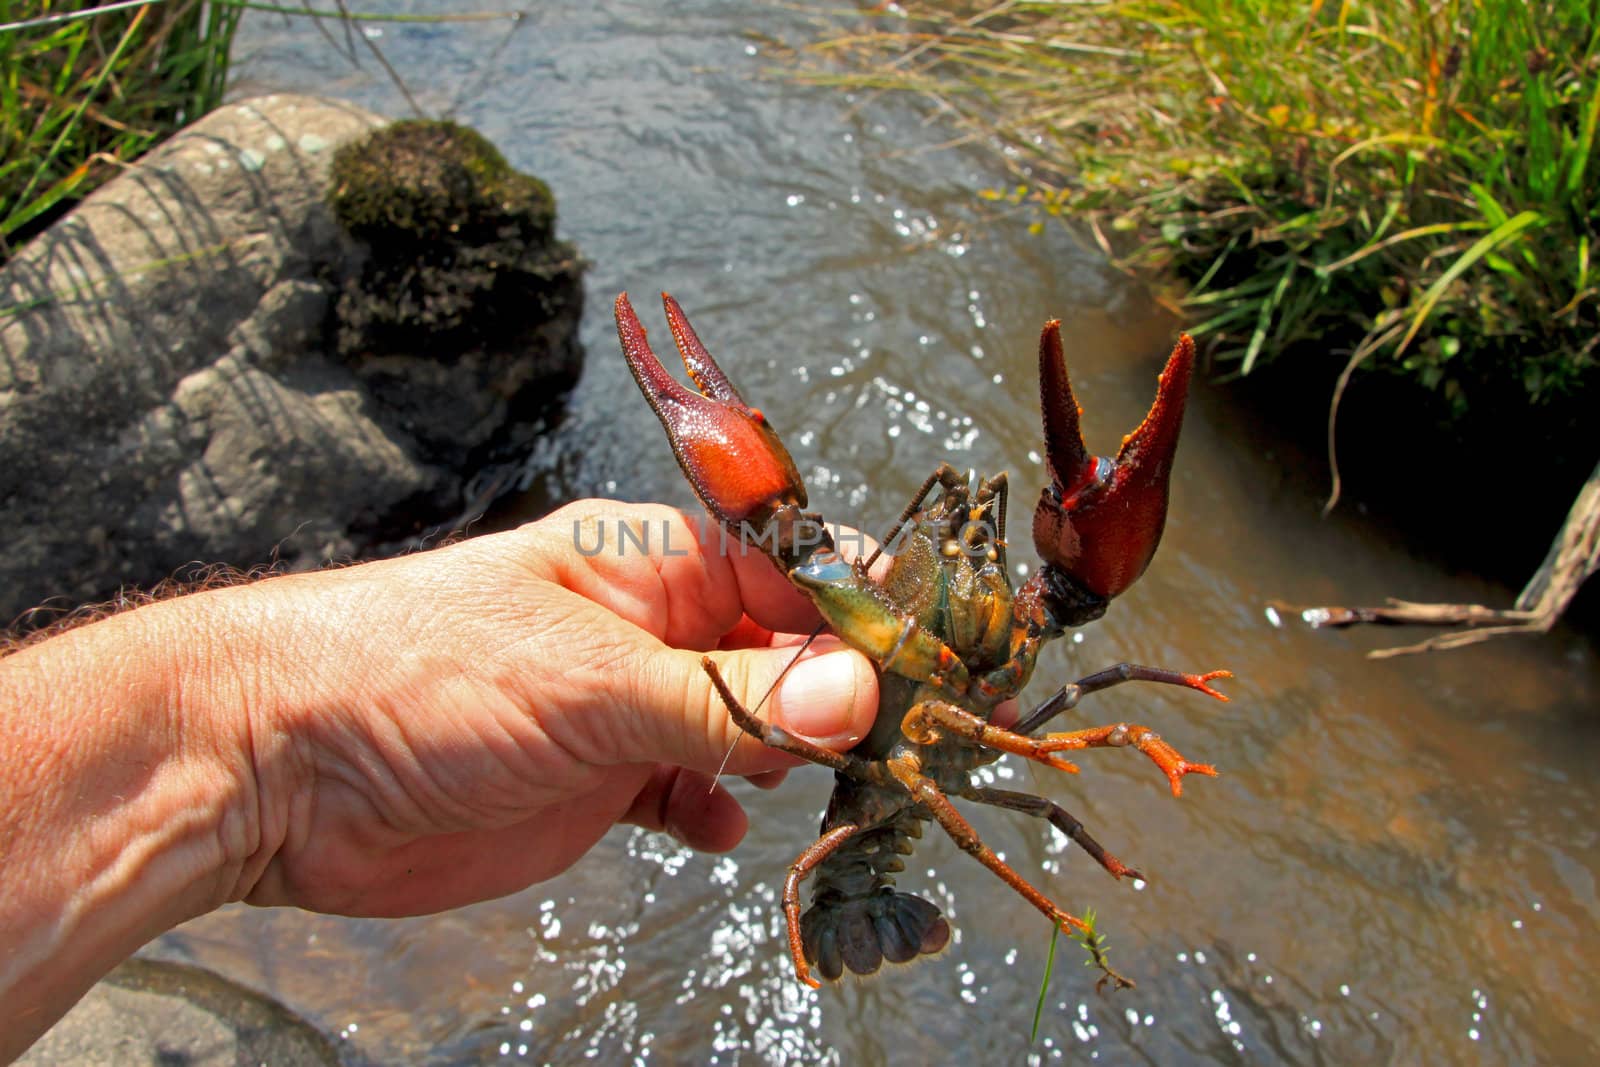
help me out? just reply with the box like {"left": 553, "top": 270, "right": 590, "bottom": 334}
{"left": 616, "top": 292, "right": 1230, "bottom": 990}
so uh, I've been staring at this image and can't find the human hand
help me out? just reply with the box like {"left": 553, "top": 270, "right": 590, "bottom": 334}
{"left": 231, "top": 499, "right": 879, "bottom": 917}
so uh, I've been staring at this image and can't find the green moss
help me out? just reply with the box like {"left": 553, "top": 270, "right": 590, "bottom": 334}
{"left": 325, "top": 119, "right": 582, "bottom": 360}
{"left": 328, "top": 120, "right": 554, "bottom": 245}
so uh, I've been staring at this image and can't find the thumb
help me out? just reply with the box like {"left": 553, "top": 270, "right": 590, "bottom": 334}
{"left": 616, "top": 638, "right": 878, "bottom": 777}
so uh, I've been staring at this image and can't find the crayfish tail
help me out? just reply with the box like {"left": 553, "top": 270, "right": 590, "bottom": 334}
{"left": 800, "top": 891, "right": 951, "bottom": 981}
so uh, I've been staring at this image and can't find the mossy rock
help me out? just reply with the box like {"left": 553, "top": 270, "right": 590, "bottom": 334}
{"left": 326, "top": 119, "right": 582, "bottom": 360}
{"left": 329, "top": 119, "right": 553, "bottom": 244}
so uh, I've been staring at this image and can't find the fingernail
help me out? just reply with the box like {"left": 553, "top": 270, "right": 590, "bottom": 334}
{"left": 773, "top": 650, "right": 866, "bottom": 748}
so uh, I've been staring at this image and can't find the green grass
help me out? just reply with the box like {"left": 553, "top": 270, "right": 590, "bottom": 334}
{"left": 801, "top": 1, "right": 1599, "bottom": 479}
{"left": 0, "top": 0, "right": 242, "bottom": 252}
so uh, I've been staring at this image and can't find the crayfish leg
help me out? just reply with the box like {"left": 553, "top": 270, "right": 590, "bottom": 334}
{"left": 1006, "top": 661, "right": 1229, "bottom": 795}
{"left": 700, "top": 657, "right": 877, "bottom": 780}
{"left": 960, "top": 785, "right": 1143, "bottom": 882}
{"left": 900, "top": 699, "right": 1082, "bottom": 774}
{"left": 1013, "top": 662, "right": 1232, "bottom": 736}
{"left": 891, "top": 760, "right": 1137, "bottom": 992}
{"left": 883, "top": 754, "right": 1089, "bottom": 938}
{"left": 1033, "top": 723, "right": 1218, "bottom": 798}
{"left": 863, "top": 462, "right": 965, "bottom": 570}
{"left": 784, "top": 824, "right": 859, "bottom": 988}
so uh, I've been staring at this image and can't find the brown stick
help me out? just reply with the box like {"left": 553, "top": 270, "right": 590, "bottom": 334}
{"left": 1282, "top": 456, "right": 1600, "bottom": 658}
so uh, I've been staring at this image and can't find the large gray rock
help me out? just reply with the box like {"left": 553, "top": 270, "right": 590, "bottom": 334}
{"left": 0, "top": 94, "right": 582, "bottom": 628}
{"left": 17, "top": 958, "right": 339, "bottom": 1067}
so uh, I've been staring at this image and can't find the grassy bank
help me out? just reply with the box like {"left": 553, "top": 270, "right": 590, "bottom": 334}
{"left": 0, "top": 0, "right": 242, "bottom": 251}
{"left": 805, "top": 0, "right": 1598, "bottom": 503}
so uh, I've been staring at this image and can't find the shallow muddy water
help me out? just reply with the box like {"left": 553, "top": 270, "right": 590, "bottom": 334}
{"left": 152, "top": 2, "right": 1600, "bottom": 1063}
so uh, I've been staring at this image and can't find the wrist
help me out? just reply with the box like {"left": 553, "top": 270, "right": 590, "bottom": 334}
{"left": 0, "top": 587, "right": 274, "bottom": 1060}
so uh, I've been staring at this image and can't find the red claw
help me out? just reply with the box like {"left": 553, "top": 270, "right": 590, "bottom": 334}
{"left": 1032, "top": 324, "right": 1195, "bottom": 599}
{"left": 615, "top": 292, "right": 807, "bottom": 528}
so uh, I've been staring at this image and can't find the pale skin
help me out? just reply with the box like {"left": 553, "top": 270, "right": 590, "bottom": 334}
{"left": 0, "top": 500, "right": 880, "bottom": 1063}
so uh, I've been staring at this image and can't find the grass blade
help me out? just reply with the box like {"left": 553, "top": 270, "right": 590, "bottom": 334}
{"left": 1031, "top": 918, "right": 1062, "bottom": 1044}
{"left": 1392, "top": 210, "right": 1544, "bottom": 359}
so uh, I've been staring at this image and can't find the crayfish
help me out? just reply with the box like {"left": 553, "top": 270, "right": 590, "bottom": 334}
{"left": 616, "top": 292, "right": 1230, "bottom": 989}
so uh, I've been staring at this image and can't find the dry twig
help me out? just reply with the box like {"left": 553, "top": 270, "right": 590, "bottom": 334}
{"left": 1280, "top": 457, "right": 1600, "bottom": 657}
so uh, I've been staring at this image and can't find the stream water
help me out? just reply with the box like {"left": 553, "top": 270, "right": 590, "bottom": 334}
{"left": 152, "top": 2, "right": 1600, "bottom": 1063}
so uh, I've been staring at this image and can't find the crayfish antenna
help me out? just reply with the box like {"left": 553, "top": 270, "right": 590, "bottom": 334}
{"left": 708, "top": 628, "right": 827, "bottom": 794}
